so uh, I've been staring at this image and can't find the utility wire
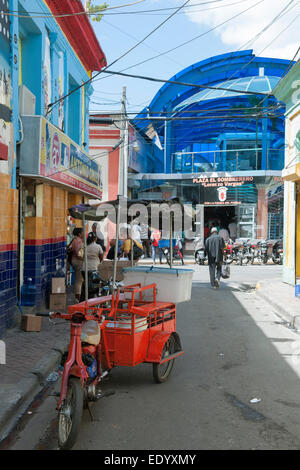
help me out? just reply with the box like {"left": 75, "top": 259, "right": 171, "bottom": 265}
{"left": 42, "top": 105, "right": 281, "bottom": 180}
{"left": 89, "top": 105, "right": 284, "bottom": 114}
{"left": 100, "top": 70, "right": 271, "bottom": 96}
{"left": 8, "top": 0, "right": 245, "bottom": 18}
{"left": 208, "top": 0, "right": 298, "bottom": 94}
{"left": 46, "top": 0, "right": 192, "bottom": 115}
{"left": 7, "top": 0, "right": 147, "bottom": 18}
{"left": 92, "top": 0, "right": 266, "bottom": 87}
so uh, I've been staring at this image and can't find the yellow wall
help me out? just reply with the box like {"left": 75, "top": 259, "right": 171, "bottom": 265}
{"left": 296, "top": 189, "right": 300, "bottom": 278}
{"left": 24, "top": 184, "right": 82, "bottom": 241}
{"left": 0, "top": 174, "right": 18, "bottom": 246}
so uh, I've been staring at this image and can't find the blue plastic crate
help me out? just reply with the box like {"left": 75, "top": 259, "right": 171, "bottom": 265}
{"left": 295, "top": 285, "right": 300, "bottom": 297}
{"left": 158, "top": 239, "right": 176, "bottom": 248}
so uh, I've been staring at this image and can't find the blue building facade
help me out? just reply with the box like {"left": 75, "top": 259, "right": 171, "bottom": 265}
{"left": 0, "top": 0, "right": 106, "bottom": 337}
{"left": 130, "top": 51, "right": 290, "bottom": 241}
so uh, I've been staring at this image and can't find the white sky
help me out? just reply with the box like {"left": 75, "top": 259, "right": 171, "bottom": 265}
{"left": 184, "top": 0, "right": 300, "bottom": 60}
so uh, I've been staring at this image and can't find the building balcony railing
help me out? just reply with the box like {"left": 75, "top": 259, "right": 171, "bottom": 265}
{"left": 171, "top": 148, "right": 284, "bottom": 173}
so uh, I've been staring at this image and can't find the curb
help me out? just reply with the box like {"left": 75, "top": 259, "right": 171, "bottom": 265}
{"left": 0, "top": 337, "right": 69, "bottom": 443}
{"left": 255, "top": 282, "right": 300, "bottom": 331}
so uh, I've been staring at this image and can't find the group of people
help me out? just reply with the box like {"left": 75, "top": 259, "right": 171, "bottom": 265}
{"left": 68, "top": 224, "right": 105, "bottom": 302}
{"left": 106, "top": 223, "right": 183, "bottom": 266}
{"left": 68, "top": 222, "right": 174, "bottom": 302}
{"left": 69, "top": 218, "right": 232, "bottom": 299}
{"left": 204, "top": 218, "right": 237, "bottom": 243}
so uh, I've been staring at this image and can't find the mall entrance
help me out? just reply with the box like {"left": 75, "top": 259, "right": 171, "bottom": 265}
{"left": 204, "top": 204, "right": 257, "bottom": 240}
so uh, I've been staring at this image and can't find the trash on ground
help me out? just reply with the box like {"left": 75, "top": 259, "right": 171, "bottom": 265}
{"left": 46, "top": 371, "right": 60, "bottom": 382}
{"left": 250, "top": 398, "right": 261, "bottom": 404}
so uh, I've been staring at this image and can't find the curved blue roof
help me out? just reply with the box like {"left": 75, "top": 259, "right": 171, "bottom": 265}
{"left": 132, "top": 50, "right": 291, "bottom": 170}
{"left": 173, "top": 76, "right": 281, "bottom": 112}
{"left": 143, "top": 50, "right": 290, "bottom": 114}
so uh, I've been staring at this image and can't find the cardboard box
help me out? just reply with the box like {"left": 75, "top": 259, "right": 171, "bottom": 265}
{"left": 49, "top": 293, "right": 66, "bottom": 311}
{"left": 51, "top": 277, "right": 66, "bottom": 294}
{"left": 20, "top": 314, "right": 42, "bottom": 332}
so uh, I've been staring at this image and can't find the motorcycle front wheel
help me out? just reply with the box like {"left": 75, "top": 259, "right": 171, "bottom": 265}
{"left": 195, "top": 255, "right": 204, "bottom": 265}
{"left": 58, "top": 377, "right": 84, "bottom": 450}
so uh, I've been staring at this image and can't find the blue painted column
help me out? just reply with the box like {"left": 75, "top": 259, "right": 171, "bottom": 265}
{"left": 49, "top": 32, "right": 59, "bottom": 126}
{"left": 10, "top": 0, "right": 19, "bottom": 189}
{"left": 165, "top": 117, "right": 173, "bottom": 173}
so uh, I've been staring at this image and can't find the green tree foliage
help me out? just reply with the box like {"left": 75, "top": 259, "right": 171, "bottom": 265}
{"left": 86, "top": 1, "right": 108, "bottom": 22}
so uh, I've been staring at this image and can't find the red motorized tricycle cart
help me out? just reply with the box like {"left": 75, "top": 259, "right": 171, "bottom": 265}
{"left": 48, "top": 282, "right": 183, "bottom": 449}
{"left": 41, "top": 197, "right": 190, "bottom": 450}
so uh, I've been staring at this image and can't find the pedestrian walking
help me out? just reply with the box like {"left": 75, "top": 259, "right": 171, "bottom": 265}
{"left": 205, "top": 227, "right": 225, "bottom": 289}
{"left": 80, "top": 232, "right": 104, "bottom": 301}
{"left": 71, "top": 227, "right": 84, "bottom": 302}
{"left": 151, "top": 227, "right": 162, "bottom": 264}
{"left": 140, "top": 222, "right": 151, "bottom": 257}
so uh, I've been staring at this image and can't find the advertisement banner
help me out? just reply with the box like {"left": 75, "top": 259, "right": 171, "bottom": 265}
{"left": 0, "top": 5, "right": 12, "bottom": 162}
{"left": 40, "top": 118, "right": 102, "bottom": 198}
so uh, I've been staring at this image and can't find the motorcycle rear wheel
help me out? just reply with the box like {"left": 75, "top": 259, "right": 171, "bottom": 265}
{"left": 58, "top": 377, "right": 84, "bottom": 450}
{"left": 153, "top": 335, "right": 175, "bottom": 383}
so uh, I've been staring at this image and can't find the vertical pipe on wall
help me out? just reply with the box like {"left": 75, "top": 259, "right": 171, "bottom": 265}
{"left": 164, "top": 120, "right": 167, "bottom": 174}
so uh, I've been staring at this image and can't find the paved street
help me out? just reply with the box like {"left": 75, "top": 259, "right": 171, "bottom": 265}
{"left": 4, "top": 264, "right": 300, "bottom": 451}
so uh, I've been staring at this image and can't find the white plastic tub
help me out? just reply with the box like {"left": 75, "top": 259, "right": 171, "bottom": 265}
{"left": 122, "top": 266, "right": 194, "bottom": 304}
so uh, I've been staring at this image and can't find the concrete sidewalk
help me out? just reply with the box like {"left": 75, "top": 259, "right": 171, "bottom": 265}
{"left": 0, "top": 296, "right": 70, "bottom": 443}
{"left": 255, "top": 278, "right": 300, "bottom": 331}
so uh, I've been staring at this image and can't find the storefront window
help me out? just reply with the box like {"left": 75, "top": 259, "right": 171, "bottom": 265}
{"left": 133, "top": 175, "right": 284, "bottom": 240}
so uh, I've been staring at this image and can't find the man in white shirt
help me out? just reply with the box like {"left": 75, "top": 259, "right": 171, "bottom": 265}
{"left": 228, "top": 218, "right": 238, "bottom": 241}
{"left": 219, "top": 227, "right": 230, "bottom": 242}
{"left": 130, "top": 222, "right": 141, "bottom": 243}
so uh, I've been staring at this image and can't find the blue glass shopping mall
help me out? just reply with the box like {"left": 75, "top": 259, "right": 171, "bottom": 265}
{"left": 128, "top": 50, "right": 291, "bottom": 241}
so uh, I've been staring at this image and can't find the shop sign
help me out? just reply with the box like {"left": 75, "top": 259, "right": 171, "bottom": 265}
{"left": 40, "top": 118, "right": 102, "bottom": 198}
{"left": 192, "top": 176, "right": 255, "bottom": 205}
{"left": 192, "top": 176, "right": 254, "bottom": 187}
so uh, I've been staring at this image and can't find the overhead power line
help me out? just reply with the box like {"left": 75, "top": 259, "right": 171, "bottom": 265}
{"left": 101, "top": 70, "right": 272, "bottom": 97}
{"left": 8, "top": 0, "right": 246, "bottom": 19}
{"left": 46, "top": 0, "right": 192, "bottom": 115}
{"left": 92, "top": 0, "right": 266, "bottom": 87}
{"left": 7, "top": 0, "right": 147, "bottom": 18}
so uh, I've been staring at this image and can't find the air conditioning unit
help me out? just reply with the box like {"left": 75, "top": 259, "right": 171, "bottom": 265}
{"left": 19, "top": 85, "right": 36, "bottom": 115}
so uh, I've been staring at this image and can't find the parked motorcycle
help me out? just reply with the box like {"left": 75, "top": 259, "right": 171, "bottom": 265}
{"left": 257, "top": 240, "right": 269, "bottom": 264}
{"left": 80, "top": 271, "right": 102, "bottom": 301}
{"left": 223, "top": 239, "right": 234, "bottom": 264}
{"left": 194, "top": 238, "right": 207, "bottom": 265}
{"left": 237, "top": 241, "right": 251, "bottom": 265}
{"left": 272, "top": 239, "right": 283, "bottom": 265}
{"left": 247, "top": 240, "right": 258, "bottom": 265}
{"left": 163, "top": 244, "right": 184, "bottom": 266}
{"left": 81, "top": 271, "right": 123, "bottom": 300}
